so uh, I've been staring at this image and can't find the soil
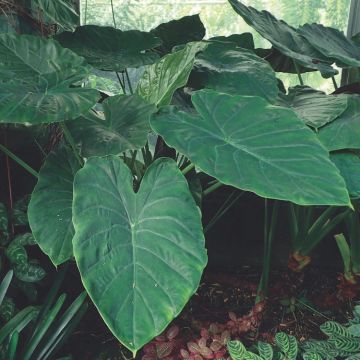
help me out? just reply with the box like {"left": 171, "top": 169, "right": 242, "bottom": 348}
{"left": 61, "top": 265, "right": 359, "bottom": 360}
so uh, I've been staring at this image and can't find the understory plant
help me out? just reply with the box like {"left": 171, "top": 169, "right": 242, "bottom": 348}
{"left": 1, "top": 0, "right": 360, "bottom": 356}
{"left": 0, "top": 268, "right": 88, "bottom": 360}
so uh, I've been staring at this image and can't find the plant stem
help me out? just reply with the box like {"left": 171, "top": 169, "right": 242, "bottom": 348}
{"left": 125, "top": 69, "right": 134, "bottom": 94}
{"left": 84, "top": 0, "right": 88, "bottom": 25}
{"left": 115, "top": 72, "right": 126, "bottom": 94}
{"left": 182, "top": 163, "right": 195, "bottom": 175}
{"left": 257, "top": 200, "right": 279, "bottom": 302}
{"left": 0, "top": 144, "right": 38, "bottom": 178}
{"left": 205, "top": 190, "right": 244, "bottom": 233}
{"left": 331, "top": 76, "right": 339, "bottom": 90}
{"left": 60, "top": 123, "right": 83, "bottom": 167}
{"left": 110, "top": 0, "right": 117, "bottom": 28}
{"left": 203, "top": 181, "right": 223, "bottom": 196}
{"left": 293, "top": 60, "right": 304, "bottom": 86}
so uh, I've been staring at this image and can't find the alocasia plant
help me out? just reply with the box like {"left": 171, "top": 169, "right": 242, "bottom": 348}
{"left": 1, "top": 0, "right": 360, "bottom": 355}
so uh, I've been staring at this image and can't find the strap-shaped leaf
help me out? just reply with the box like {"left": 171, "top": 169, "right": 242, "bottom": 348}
{"left": 72, "top": 157, "right": 207, "bottom": 353}
{"left": 194, "top": 42, "right": 278, "bottom": 102}
{"left": 67, "top": 95, "right": 156, "bottom": 157}
{"left": 278, "top": 86, "right": 348, "bottom": 129}
{"left": 0, "top": 34, "right": 99, "bottom": 124}
{"left": 228, "top": 0, "right": 337, "bottom": 78}
{"left": 150, "top": 15, "right": 205, "bottom": 54}
{"left": 151, "top": 89, "right": 350, "bottom": 206}
{"left": 136, "top": 42, "right": 207, "bottom": 107}
{"left": 298, "top": 24, "right": 360, "bottom": 68}
{"left": 56, "top": 25, "right": 161, "bottom": 72}
{"left": 331, "top": 153, "right": 360, "bottom": 199}
{"left": 29, "top": 147, "right": 80, "bottom": 266}
{"left": 318, "top": 96, "right": 360, "bottom": 151}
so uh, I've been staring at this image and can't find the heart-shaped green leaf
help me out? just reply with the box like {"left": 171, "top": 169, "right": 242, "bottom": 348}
{"left": 0, "top": 34, "right": 99, "bottom": 124}
{"left": 150, "top": 15, "right": 205, "bottom": 54}
{"left": 277, "top": 86, "right": 348, "bottom": 128}
{"left": 151, "top": 89, "right": 350, "bottom": 206}
{"left": 136, "top": 42, "right": 207, "bottom": 107}
{"left": 298, "top": 24, "right": 360, "bottom": 68}
{"left": 331, "top": 152, "right": 360, "bottom": 199}
{"left": 72, "top": 157, "right": 207, "bottom": 353}
{"left": 67, "top": 95, "right": 156, "bottom": 157}
{"left": 28, "top": 147, "right": 80, "bottom": 266}
{"left": 318, "top": 96, "right": 360, "bottom": 151}
{"left": 56, "top": 25, "right": 161, "bottom": 72}
{"left": 228, "top": 0, "right": 337, "bottom": 78}
{"left": 194, "top": 42, "right": 278, "bottom": 102}
{"left": 32, "top": 0, "right": 79, "bottom": 30}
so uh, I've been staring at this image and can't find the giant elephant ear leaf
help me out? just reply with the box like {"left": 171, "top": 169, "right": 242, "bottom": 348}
{"left": 151, "top": 89, "right": 350, "bottom": 206}
{"left": 56, "top": 25, "right": 161, "bottom": 72}
{"left": 0, "top": 34, "right": 99, "bottom": 124}
{"left": 67, "top": 95, "right": 156, "bottom": 157}
{"left": 32, "top": 0, "right": 79, "bottom": 30}
{"left": 227, "top": 0, "right": 337, "bottom": 78}
{"left": 298, "top": 24, "right": 360, "bottom": 68}
{"left": 331, "top": 152, "right": 360, "bottom": 199}
{"left": 28, "top": 147, "right": 81, "bottom": 266}
{"left": 318, "top": 96, "right": 360, "bottom": 151}
{"left": 72, "top": 156, "right": 207, "bottom": 354}
{"left": 136, "top": 41, "right": 207, "bottom": 107}
{"left": 150, "top": 14, "right": 205, "bottom": 54}
{"left": 278, "top": 86, "right": 349, "bottom": 129}
{"left": 193, "top": 42, "right": 278, "bottom": 102}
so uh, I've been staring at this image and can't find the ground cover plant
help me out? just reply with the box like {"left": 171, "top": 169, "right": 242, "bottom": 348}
{"left": 0, "top": 0, "right": 360, "bottom": 358}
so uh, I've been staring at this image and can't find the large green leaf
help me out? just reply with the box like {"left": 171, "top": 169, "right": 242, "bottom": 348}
{"left": 193, "top": 42, "right": 278, "bottom": 102}
{"left": 32, "top": 0, "right": 79, "bottom": 30}
{"left": 255, "top": 47, "right": 316, "bottom": 74}
{"left": 0, "top": 34, "right": 99, "bottom": 124}
{"left": 72, "top": 157, "right": 207, "bottom": 353}
{"left": 136, "top": 42, "right": 207, "bottom": 107}
{"left": 67, "top": 95, "right": 155, "bottom": 157}
{"left": 330, "top": 152, "right": 360, "bottom": 199}
{"left": 228, "top": 0, "right": 337, "bottom": 78}
{"left": 209, "top": 33, "right": 254, "bottom": 50}
{"left": 28, "top": 147, "right": 80, "bottom": 266}
{"left": 318, "top": 96, "right": 360, "bottom": 151}
{"left": 56, "top": 25, "right": 161, "bottom": 72}
{"left": 298, "top": 24, "right": 360, "bottom": 68}
{"left": 150, "top": 15, "right": 205, "bottom": 54}
{"left": 278, "top": 86, "right": 349, "bottom": 129}
{"left": 151, "top": 90, "right": 350, "bottom": 206}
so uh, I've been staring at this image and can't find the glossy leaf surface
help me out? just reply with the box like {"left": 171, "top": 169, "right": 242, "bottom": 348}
{"left": 29, "top": 147, "right": 80, "bottom": 265}
{"left": 68, "top": 95, "right": 156, "bottom": 157}
{"left": 194, "top": 42, "right": 278, "bottom": 102}
{"left": 56, "top": 25, "right": 161, "bottom": 71}
{"left": 278, "top": 86, "right": 348, "bottom": 128}
{"left": 136, "top": 42, "right": 207, "bottom": 107}
{"left": 150, "top": 15, "right": 205, "bottom": 54}
{"left": 0, "top": 34, "right": 98, "bottom": 124}
{"left": 318, "top": 96, "right": 360, "bottom": 151}
{"left": 33, "top": 0, "right": 79, "bottom": 30}
{"left": 151, "top": 90, "right": 350, "bottom": 206}
{"left": 72, "top": 157, "right": 207, "bottom": 352}
{"left": 228, "top": 0, "right": 337, "bottom": 78}
{"left": 331, "top": 152, "right": 360, "bottom": 199}
{"left": 299, "top": 24, "right": 360, "bottom": 68}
